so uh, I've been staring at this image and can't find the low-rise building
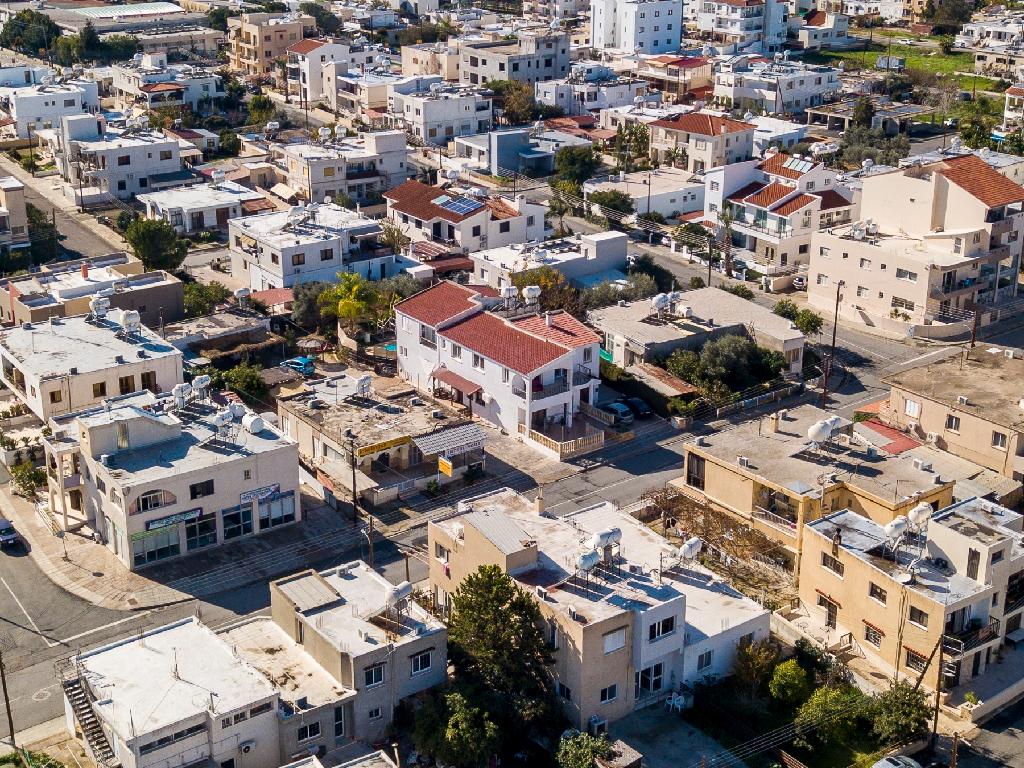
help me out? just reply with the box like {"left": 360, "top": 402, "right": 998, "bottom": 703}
{"left": 790, "top": 10, "right": 849, "bottom": 50}
{"left": 139, "top": 177, "right": 270, "bottom": 234}
{"left": 649, "top": 111, "right": 755, "bottom": 174}
{"left": 386, "top": 82, "right": 493, "bottom": 145}
{"left": 396, "top": 281, "right": 605, "bottom": 460}
{"left": 428, "top": 487, "right": 770, "bottom": 729}
{"left": 285, "top": 38, "right": 358, "bottom": 104}
{"left": 327, "top": 71, "right": 441, "bottom": 122}
{"left": 591, "top": 0, "right": 684, "bottom": 55}
{"left": 583, "top": 166, "right": 704, "bottom": 218}
{"left": 0, "top": 176, "right": 30, "bottom": 255}
{"left": 128, "top": 25, "right": 225, "bottom": 56}
{"left": 535, "top": 62, "right": 652, "bottom": 116}
{"left": 110, "top": 52, "right": 223, "bottom": 112}
{"left": 470, "top": 232, "right": 629, "bottom": 289}
{"left": 228, "top": 12, "right": 317, "bottom": 81}
{"left": 456, "top": 31, "right": 571, "bottom": 87}
{"left": 805, "top": 96, "right": 928, "bottom": 135}
{"left": 401, "top": 41, "right": 460, "bottom": 81}
{"left": 0, "top": 79, "right": 99, "bottom": 139}
{"left": 1004, "top": 84, "right": 1024, "bottom": 130}
{"left": 0, "top": 309, "right": 183, "bottom": 424}
{"left": 229, "top": 202, "right": 393, "bottom": 291}
{"left": 385, "top": 181, "right": 545, "bottom": 254}
{"left": 44, "top": 384, "right": 298, "bottom": 567}
{"left": 672, "top": 404, "right": 955, "bottom": 569}
{"left": 0, "top": 252, "right": 183, "bottom": 328}
{"left": 452, "top": 126, "right": 592, "bottom": 176}
{"left": 712, "top": 58, "right": 841, "bottom": 115}
{"left": 588, "top": 286, "right": 805, "bottom": 373}
{"left": 161, "top": 308, "right": 284, "bottom": 371}
{"left": 749, "top": 115, "right": 809, "bottom": 156}
{"left": 634, "top": 56, "right": 713, "bottom": 104}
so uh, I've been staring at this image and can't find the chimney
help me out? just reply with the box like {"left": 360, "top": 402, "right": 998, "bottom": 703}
{"left": 533, "top": 486, "right": 544, "bottom": 515}
{"left": 81, "top": 262, "right": 89, "bottom": 279}
{"left": 545, "top": 311, "right": 553, "bottom": 327}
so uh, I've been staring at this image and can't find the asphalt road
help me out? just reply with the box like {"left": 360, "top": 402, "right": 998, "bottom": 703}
{"left": 21, "top": 181, "right": 120, "bottom": 260}
{"left": 954, "top": 697, "right": 1024, "bottom": 768}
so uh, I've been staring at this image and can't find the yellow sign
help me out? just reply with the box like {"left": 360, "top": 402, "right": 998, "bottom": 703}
{"left": 355, "top": 435, "right": 410, "bottom": 458}
{"left": 438, "top": 456, "right": 453, "bottom": 477}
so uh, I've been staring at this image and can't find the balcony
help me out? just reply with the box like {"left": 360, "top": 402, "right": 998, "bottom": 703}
{"left": 733, "top": 217, "right": 791, "bottom": 239}
{"left": 573, "top": 368, "right": 595, "bottom": 387}
{"left": 531, "top": 380, "right": 570, "bottom": 400}
{"left": 753, "top": 506, "right": 797, "bottom": 537}
{"left": 517, "top": 421, "right": 605, "bottom": 460}
{"left": 1005, "top": 590, "right": 1024, "bottom": 616}
{"left": 419, "top": 336, "right": 437, "bottom": 350}
{"left": 943, "top": 616, "right": 1001, "bottom": 657}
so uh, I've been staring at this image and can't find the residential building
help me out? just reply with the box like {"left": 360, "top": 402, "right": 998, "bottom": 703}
{"left": 672, "top": 404, "right": 955, "bottom": 568}
{"left": 395, "top": 281, "right": 605, "bottom": 460}
{"left": 453, "top": 126, "right": 592, "bottom": 176}
{"left": 522, "top": 0, "right": 588, "bottom": 19}
{"left": 44, "top": 385, "right": 298, "bottom": 567}
{"left": 696, "top": 0, "right": 788, "bottom": 53}
{"left": 956, "top": 13, "right": 1024, "bottom": 52}
{"left": 806, "top": 155, "right": 1024, "bottom": 334}
{"left": 161, "top": 308, "right": 285, "bottom": 371}
{"left": 591, "top": 0, "right": 684, "bottom": 55}
{"left": 0, "top": 176, "right": 30, "bottom": 255}
{"left": 456, "top": 31, "right": 571, "bottom": 86}
{"left": 401, "top": 42, "right": 460, "bottom": 81}
{"left": 648, "top": 111, "right": 755, "bottom": 173}
{"left": 588, "top": 286, "right": 805, "bottom": 373}
{"left": 0, "top": 253, "right": 183, "bottom": 328}
{"left": 0, "top": 64, "right": 55, "bottom": 88}
{"left": 535, "top": 63, "right": 653, "bottom": 116}
{"left": 749, "top": 115, "right": 809, "bottom": 156}
{"left": 128, "top": 25, "right": 225, "bottom": 56}
{"left": 974, "top": 46, "right": 1024, "bottom": 81}
{"left": 428, "top": 487, "right": 770, "bottom": 729}
{"left": 229, "top": 202, "right": 393, "bottom": 291}
{"left": 327, "top": 71, "right": 442, "bottom": 122}
{"left": 634, "top": 55, "right": 713, "bottom": 103}
{"left": 384, "top": 181, "right": 546, "bottom": 254}
{"left": 881, "top": 347, "right": 1024, "bottom": 483}
{"left": 285, "top": 39, "right": 357, "bottom": 104}
{"left": 165, "top": 127, "right": 222, "bottom": 159}
{"left": 583, "top": 166, "right": 704, "bottom": 218}
{"left": 278, "top": 131, "right": 409, "bottom": 204}
{"left": 805, "top": 95, "right": 928, "bottom": 134}
{"left": 470, "top": 232, "right": 629, "bottom": 289}
{"left": 704, "top": 149, "right": 857, "bottom": 272}
{"left": 790, "top": 10, "right": 849, "bottom": 50}
{"left": 1005, "top": 84, "right": 1024, "bottom": 130}
{"left": 109, "top": 52, "right": 223, "bottom": 112}
{"left": 712, "top": 58, "right": 841, "bottom": 115}
{"left": 386, "top": 82, "right": 493, "bottom": 145}
{"left": 228, "top": 12, "right": 317, "bottom": 80}
{"left": 278, "top": 375, "right": 487, "bottom": 505}
{"left": 797, "top": 497, "right": 1024, "bottom": 714}
{"left": 0, "top": 80, "right": 99, "bottom": 139}
{"left": 598, "top": 101, "right": 695, "bottom": 131}
{"left": 139, "top": 177, "right": 270, "bottom": 234}
{"left": 0, "top": 309, "right": 183, "bottom": 424}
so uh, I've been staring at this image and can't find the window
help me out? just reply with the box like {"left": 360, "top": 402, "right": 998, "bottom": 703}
{"left": 859, "top": 258, "right": 871, "bottom": 269}
{"left": 364, "top": 662, "right": 385, "bottom": 688}
{"left": 368, "top": 708, "right": 382, "bottom": 720}
{"left": 905, "top": 648, "right": 927, "bottom": 672}
{"left": 221, "top": 718, "right": 231, "bottom": 729}
{"left": 222, "top": 505, "right": 253, "bottom": 540}
{"left": 297, "top": 722, "right": 321, "bottom": 742}
{"left": 132, "top": 526, "right": 180, "bottom": 567}
{"left": 190, "top": 479, "right": 214, "bottom": 499}
{"left": 451, "top": 343, "right": 462, "bottom": 359}
{"left": 993, "top": 431, "right": 1008, "bottom": 450}
{"left": 603, "top": 628, "right": 626, "bottom": 654}
{"left": 411, "top": 650, "right": 431, "bottom": 675}
{"left": 697, "top": 650, "right": 713, "bottom": 670}
{"left": 992, "top": 549, "right": 1004, "bottom": 564}
{"left": 186, "top": 515, "right": 217, "bottom": 551}
{"left": 291, "top": 253, "right": 305, "bottom": 266}
{"left": 119, "top": 375, "right": 135, "bottom": 395}
{"left": 233, "top": 712, "right": 247, "bottom": 724}
{"left": 259, "top": 491, "right": 296, "bottom": 529}
{"left": 909, "top": 606, "right": 928, "bottom": 627}
{"left": 159, "top": 150, "right": 172, "bottom": 161}
{"left": 117, "top": 155, "right": 130, "bottom": 166}
{"left": 857, "top": 286, "right": 868, "bottom": 298}
{"left": 864, "top": 623, "right": 882, "bottom": 647}
{"left": 816, "top": 273, "right": 829, "bottom": 286}
{"left": 819, "top": 246, "right": 830, "bottom": 258}
{"left": 557, "top": 682, "right": 572, "bottom": 701}
{"left": 244, "top": 469, "right": 251, "bottom": 480}
{"left": 472, "top": 353, "right": 484, "bottom": 370}
{"left": 250, "top": 702, "right": 273, "bottom": 717}
{"left": 891, "top": 296, "right": 915, "bottom": 312}
{"left": 584, "top": 347, "right": 593, "bottom": 363}
{"left": 499, "top": 221, "right": 510, "bottom": 233}
{"left": 904, "top": 399, "right": 921, "bottom": 419}
{"left": 141, "top": 371, "right": 156, "bottom": 392}
{"left": 869, "top": 582, "right": 887, "bottom": 604}
{"left": 648, "top": 616, "right": 675, "bottom": 641}
{"left": 49, "top": 390, "right": 62, "bottom": 404}
{"left": 599, "top": 684, "right": 617, "bottom": 703}
{"left": 945, "top": 414, "right": 961, "bottom": 432}
{"left": 821, "top": 552, "right": 844, "bottom": 576}
{"left": 137, "top": 490, "right": 174, "bottom": 513}
{"left": 471, "top": 225, "right": 481, "bottom": 237}
{"left": 896, "top": 267, "right": 918, "bottom": 282}
{"left": 93, "top": 382, "right": 107, "bottom": 398}
{"left": 320, "top": 248, "right": 333, "bottom": 261}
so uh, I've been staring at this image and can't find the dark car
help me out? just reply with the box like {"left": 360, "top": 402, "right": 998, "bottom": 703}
{"left": 621, "top": 397, "right": 653, "bottom": 418}
{"left": 0, "top": 518, "right": 19, "bottom": 549}
{"left": 600, "top": 401, "right": 634, "bottom": 427}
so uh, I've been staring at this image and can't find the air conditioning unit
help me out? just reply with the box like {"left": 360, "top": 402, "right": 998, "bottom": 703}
{"left": 239, "top": 741, "right": 256, "bottom": 755}
{"left": 588, "top": 716, "right": 608, "bottom": 736}
{"left": 926, "top": 432, "right": 939, "bottom": 444}
{"left": 1006, "top": 349, "right": 1016, "bottom": 359}
{"left": 536, "top": 586, "right": 549, "bottom": 600}
{"left": 566, "top": 605, "right": 578, "bottom": 621}
{"left": 957, "top": 395, "right": 969, "bottom": 405}
{"left": 737, "top": 455, "right": 750, "bottom": 468}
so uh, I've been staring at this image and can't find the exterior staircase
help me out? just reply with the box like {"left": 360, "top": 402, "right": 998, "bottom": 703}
{"left": 61, "top": 674, "right": 118, "bottom": 767}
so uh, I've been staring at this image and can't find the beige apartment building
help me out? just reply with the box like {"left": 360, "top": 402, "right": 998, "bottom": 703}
{"left": 401, "top": 42, "right": 460, "bottom": 81}
{"left": 228, "top": 13, "right": 316, "bottom": 80}
{"left": 672, "top": 405, "right": 955, "bottom": 570}
{"left": 798, "top": 498, "right": 1024, "bottom": 717}
{"left": 0, "top": 176, "right": 28, "bottom": 254}
{"left": 807, "top": 155, "right": 1024, "bottom": 336}
{"left": 882, "top": 346, "right": 1024, "bottom": 483}
{"left": 648, "top": 111, "right": 755, "bottom": 174}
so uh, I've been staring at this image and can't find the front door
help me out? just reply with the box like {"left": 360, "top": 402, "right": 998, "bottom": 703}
{"left": 216, "top": 207, "right": 230, "bottom": 228}
{"left": 190, "top": 211, "right": 204, "bottom": 231}
{"left": 972, "top": 652, "right": 982, "bottom": 677}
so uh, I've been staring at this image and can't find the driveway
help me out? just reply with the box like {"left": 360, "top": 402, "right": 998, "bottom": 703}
{"left": 610, "top": 705, "right": 741, "bottom": 768}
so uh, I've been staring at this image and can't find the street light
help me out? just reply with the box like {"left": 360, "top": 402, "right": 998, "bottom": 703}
{"left": 821, "top": 279, "right": 845, "bottom": 408}
{"left": 0, "top": 631, "right": 16, "bottom": 751}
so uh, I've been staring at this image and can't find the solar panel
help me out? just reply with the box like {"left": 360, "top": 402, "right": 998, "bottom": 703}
{"left": 438, "top": 196, "right": 484, "bottom": 215}
{"left": 782, "top": 157, "right": 813, "bottom": 173}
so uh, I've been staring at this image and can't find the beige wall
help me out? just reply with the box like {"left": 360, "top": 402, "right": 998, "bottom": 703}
{"left": 401, "top": 47, "right": 459, "bottom": 81}
{"left": 229, "top": 14, "right": 315, "bottom": 78}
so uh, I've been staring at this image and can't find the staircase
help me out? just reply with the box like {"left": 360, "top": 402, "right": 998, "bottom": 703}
{"left": 61, "top": 674, "right": 118, "bottom": 767}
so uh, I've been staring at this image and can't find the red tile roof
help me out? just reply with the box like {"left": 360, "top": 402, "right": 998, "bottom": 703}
{"left": 937, "top": 154, "right": 1024, "bottom": 209}
{"left": 512, "top": 311, "right": 601, "bottom": 349}
{"left": 803, "top": 10, "right": 828, "bottom": 25}
{"left": 773, "top": 193, "right": 817, "bottom": 216}
{"left": 251, "top": 287, "right": 294, "bottom": 306}
{"left": 287, "top": 38, "right": 326, "bottom": 55}
{"left": 441, "top": 312, "right": 568, "bottom": 374}
{"left": 483, "top": 197, "right": 519, "bottom": 220}
{"left": 860, "top": 419, "right": 920, "bottom": 455}
{"left": 649, "top": 112, "right": 754, "bottom": 136}
{"left": 385, "top": 180, "right": 484, "bottom": 223}
{"left": 140, "top": 82, "right": 184, "bottom": 93}
{"left": 1008, "top": 85, "right": 1024, "bottom": 97}
{"left": 727, "top": 181, "right": 767, "bottom": 202}
{"left": 746, "top": 181, "right": 795, "bottom": 209}
{"left": 395, "top": 281, "right": 485, "bottom": 327}
{"left": 816, "top": 188, "right": 853, "bottom": 210}
{"left": 757, "top": 151, "right": 815, "bottom": 180}
{"left": 432, "top": 366, "right": 481, "bottom": 395}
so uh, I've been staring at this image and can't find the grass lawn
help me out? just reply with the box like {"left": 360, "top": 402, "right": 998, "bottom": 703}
{"left": 789, "top": 731, "right": 889, "bottom": 768}
{"left": 804, "top": 44, "right": 973, "bottom": 76}
{"left": 849, "top": 27, "right": 945, "bottom": 44}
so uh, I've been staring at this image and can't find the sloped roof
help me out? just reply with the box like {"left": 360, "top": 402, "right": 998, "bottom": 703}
{"left": 512, "top": 310, "right": 601, "bottom": 349}
{"left": 1007, "top": 85, "right": 1024, "bottom": 97}
{"left": 816, "top": 188, "right": 853, "bottom": 210}
{"left": 773, "top": 193, "right": 817, "bottom": 216}
{"left": 727, "top": 181, "right": 766, "bottom": 202}
{"left": 649, "top": 112, "right": 754, "bottom": 136}
{"left": 440, "top": 312, "right": 569, "bottom": 374}
{"left": 385, "top": 180, "right": 485, "bottom": 223}
{"left": 758, "top": 151, "right": 815, "bottom": 180}
{"left": 937, "top": 154, "right": 1024, "bottom": 209}
{"left": 746, "top": 181, "right": 795, "bottom": 209}
{"left": 287, "top": 38, "right": 327, "bottom": 55}
{"left": 395, "top": 281, "right": 485, "bottom": 327}
{"left": 803, "top": 10, "right": 828, "bottom": 25}
{"left": 140, "top": 82, "right": 184, "bottom": 93}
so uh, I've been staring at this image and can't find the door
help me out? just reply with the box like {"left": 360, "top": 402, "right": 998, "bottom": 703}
{"left": 216, "top": 207, "right": 230, "bottom": 228}
{"left": 190, "top": 211, "right": 204, "bottom": 231}
{"left": 971, "top": 652, "right": 982, "bottom": 677}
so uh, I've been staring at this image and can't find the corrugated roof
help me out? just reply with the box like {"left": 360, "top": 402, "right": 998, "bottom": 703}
{"left": 278, "top": 573, "right": 341, "bottom": 612}
{"left": 463, "top": 508, "right": 533, "bottom": 555}
{"left": 411, "top": 423, "right": 485, "bottom": 457}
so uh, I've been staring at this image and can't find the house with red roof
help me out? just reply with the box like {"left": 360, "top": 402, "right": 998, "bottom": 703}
{"left": 384, "top": 180, "right": 546, "bottom": 255}
{"left": 395, "top": 281, "right": 605, "bottom": 459}
{"left": 110, "top": 51, "right": 224, "bottom": 112}
{"left": 1004, "top": 83, "right": 1024, "bottom": 130}
{"left": 702, "top": 149, "right": 858, "bottom": 273}
{"left": 791, "top": 9, "right": 850, "bottom": 50}
{"left": 648, "top": 110, "right": 755, "bottom": 173}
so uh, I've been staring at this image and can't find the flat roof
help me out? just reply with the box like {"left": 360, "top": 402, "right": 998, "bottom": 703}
{"left": 584, "top": 166, "right": 702, "bottom": 197}
{"left": 231, "top": 203, "right": 381, "bottom": 249}
{"left": 470, "top": 233, "right": 626, "bottom": 273}
{"left": 138, "top": 180, "right": 264, "bottom": 211}
{"left": 80, "top": 617, "right": 276, "bottom": 738}
{"left": 0, "top": 313, "right": 179, "bottom": 379}
{"left": 73, "top": 2, "right": 183, "bottom": 18}
{"left": 821, "top": 222, "right": 977, "bottom": 268}
{"left": 78, "top": 129, "right": 177, "bottom": 152}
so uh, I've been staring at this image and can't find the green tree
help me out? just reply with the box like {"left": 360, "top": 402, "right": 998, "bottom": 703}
{"left": 219, "top": 130, "right": 241, "bottom": 156}
{"left": 53, "top": 34, "right": 83, "bottom": 65}
{"left": 0, "top": 10, "right": 62, "bottom": 57}
{"left": 688, "top": 276, "right": 705, "bottom": 289}
{"left": 184, "top": 281, "right": 232, "bottom": 317}
{"left": 768, "top": 658, "right": 813, "bottom": 708}
{"left": 552, "top": 145, "right": 599, "bottom": 186}
{"left": 299, "top": 1, "right": 341, "bottom": 35}
{"left": 441, "top": 692, "right": 500, "bottom": 768}
{"left": 795, "top": 684, "right": 867, "bottom": 747}
{"left": 291, "top": 281, "right": 329, "bottom": 331}
{"left": 588, "top": 189, "right": 635, "bottom": 217}
{"left": 960, "top": 114, "right": 996, "bottom": 150}
{"left": 10, "top": 461, "right": 45, "bottom": 497}
{"left": 79, "top": 21, "right": 100, "bottom": 58}
{"left": 794, "top": 308, "right": 824, "bottom": 336}
{"left": 125, "top": 218, "right": 188, "bottom": 272}
{"left": 207, "top": 6, "right": 240, "bottom": 31}
{"left": 500, "top": 80, "right": 536, "bottom": 125}
{"left": 318, "top": 272, "right": 376, "bottom": 335}
{"left": 733, "top": 639, "right": 779, "bottom": 698}
{"left": 1002, "top": 131, "right": 1024, "bottom": 155}
{"left": 247, "top": 94, "right": 276, "bottom": 126}
{"left": 871, "top": 680, "right": 931, "bottom": 745}
{"left": 773, "top": 298, "right": 799, "bottom": 321}
{"left": 718, "top": 283, "right": 754, "bottom": 300}
{"left": 556, "top": 733, "right": 612, "bottom": 768}
{"left": 222, "top": 363, "right": 267, "bottom": 399}
{"left": 102, "top": 34, "right": 139, "bottom": 62}
{"left": 379, "top": 219, "right": 411, "bottom": 254}
{"left": 851, "top": 96, "right": 875, "bottom": 128}
{"left": 511, "top": 265, "right": 581, "bottom": 314}
{"left": 666, "top": 348, "right": 704, "bottom": 384}
{"left": 26, "top": 202, "right": 58, "bottom": 264}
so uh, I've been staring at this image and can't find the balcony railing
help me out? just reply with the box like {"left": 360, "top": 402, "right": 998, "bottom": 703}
{"left": 573, "top": 369, "right": 594, "bottom": 386}
{"left": 942, "top": 616, "right": 1001, "bottom": 656}
{"left": 753, "top": 506, "right": 797, "bottom": 536}
{"left": 532, "top": 380, "right": 570, "bottom": 400}
{"left": 419, "top": 336, "right": 437, "bottom": 350}
{"left": 1005, "top": 592, "right": 1024, "bottom": 616}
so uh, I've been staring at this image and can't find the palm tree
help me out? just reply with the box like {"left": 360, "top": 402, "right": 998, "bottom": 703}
{"left": 319, "top": 273, "right": 376, "bottom": 339}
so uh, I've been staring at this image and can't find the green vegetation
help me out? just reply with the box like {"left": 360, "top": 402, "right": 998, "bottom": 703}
{"left": 665, "top": 334, "right": 785, "bottom": 402}
{"left": 125, "top": 218, "right": 188, "bottom": 272}
{"left": 26, "top": 202, "right": 58, "bottom": 266}
{"left": 10, "top": 460, "right": 46, "bottom": 496}
{"left": 510, "top": 264, "right": 658, "bottom": 316}
{"left": 556, "top": 733, "right": 613, "bottom": 768}
{"left": 551, "top": 145, "right": 600, "bottom": 187}
{"left": 487, "top": 80, "right": 537, "bottom": 125}
{"left": 300, "top": 2, "right": 341, "bottom": 35}
{"left": 0, "top": 10, "right": 62, "bottom": 58}
{"left": 718, "top": 283, "right": 755, "bottom": 300}
{"left": 773, "top": 299, "right": 825, "bottom": 336}
{"left": 840, "top": 125, "right": 910, "bottom": 168}
{"left": 184, "top": 281, "right": 232, "bottom": 318}
{"left": 53, "top": 21, "right": 138, "bottom": 65}
{"left": 316, "top": 272, "right": 422, "bottom": 336}
{"left": 804, "top": 44, "right": 972, "bottom": 77}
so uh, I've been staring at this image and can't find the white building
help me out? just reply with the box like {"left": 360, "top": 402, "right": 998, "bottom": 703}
{"left": 385, "top": 180, "right": 546, "bottom": 255}
{"left": 749, "top": 115, "right": 809, "bottom": 156}
{"left": 0, "top": 80, "right": 99, "bottom": 139}
{"left": 591, "top": 0, "right": 684, "bottom": 54}
{"left": 229, "top": 203, "right": 394, "bottom": 291}
{"left": 470, "top": 232, "right": 630, "bottom": 289}
{"left": 396, "top": 281, "right": 604, "bottom": 460}
{"left": 713, "top": 57, "right": 841, "bottom": 115}
{"left": 139, "top": 178, "right": 270, "bottom": 234}
{"left": 386, "top": 82, "right": 493, "bottom": 145}
{"left": 791, "top": 10, "right": 850, "bottom": 50}
{"left": 285, "top": 39, "right": 391, "bottom": 104}
{"left": 696, "top": 0, "right": 788, "bottom": 53}
{"left": 535, "top": 62, "right": 653, "bottom": 116}
{"left": 0, "top": 309, "right": 183, "bottom": 424}
{"left": 278, "top": 131, "right": 409, "bottom": 204}
{"left": 583, "top": 166, "right": 704, "bottom": 218}
{"left": 109, "top": 52, "right": 224, "bottom": 112}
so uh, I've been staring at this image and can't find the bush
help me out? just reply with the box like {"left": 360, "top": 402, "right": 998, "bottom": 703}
{"left": 117, "top": 210, "right": 136, "bottom": 231}
{"left": 688, "top": 276, "right": 705, "bottom": 289}
{"left": 719, "top": 283, "right": 755, "bottom": 300}
{"left": 769, "top": 658, "right": 813, "bottom": 708}
{"left": 10, "top": 461, "right": 45, "bottom": 497}
{"left": 773, "top": 299, "right": 799, "bottom": 321}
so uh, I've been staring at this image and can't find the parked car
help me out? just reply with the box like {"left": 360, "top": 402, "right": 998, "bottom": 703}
{"left": 600, "top": 401, "right": 635, "bottom": 427}
{"left": 943, "top": 117, "right": 958, "bottom": 127}
{"left": 0, "top": 518, "right": 19, "bottom": 549}
{"left": 281, "top": 356, "right": 316, "bottom": 376}
{"left": 895, "top": 37, "right": 915, "bottom": 44}
{"left": 871, "top": 757, "right": 922, "bottom": 768}
{"left": 620, "top": 397, "right": 653, "bottom": 419}
{"left": 792, "top": 275, "right": 807, "bottom": 291}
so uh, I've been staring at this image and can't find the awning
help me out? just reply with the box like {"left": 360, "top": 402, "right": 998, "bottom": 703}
{"left": 270, "top": 183, "right": 299, "bottom": 201}
{"left": 432, "top": 367, "right": 481, "bottom": 396}
{"left": 413, "top": 423, "right": 486, "bottom": 458}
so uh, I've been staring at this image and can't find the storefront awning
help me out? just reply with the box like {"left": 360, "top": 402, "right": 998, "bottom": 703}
{"left": 431, "top": 367, "right": 482, "bottom": 396}
{"left": 413, "top": 423, "right": 486, "bottom": 458}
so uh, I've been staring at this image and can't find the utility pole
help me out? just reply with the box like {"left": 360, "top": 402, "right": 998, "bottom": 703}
{"left": 0, "top": 632, "right": 15, "bottom": 752}
{"left": 346, "top": 430, "right": 359, "bottom": 526}
{"left": 821, "top": 279, "right": 844, "bottom": 408}
{"left": 367, "top": 514, "right": 374, "bottom": 568}
{"left": 931, "top": 639, "right": 945, "bottom": 752}
{"left": 950, "top": 732, "right": 959, "bottom": 768}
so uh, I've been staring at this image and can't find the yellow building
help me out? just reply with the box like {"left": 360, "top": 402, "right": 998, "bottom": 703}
{"left": 228, "top": 13, "right": 316, "bottom": 80}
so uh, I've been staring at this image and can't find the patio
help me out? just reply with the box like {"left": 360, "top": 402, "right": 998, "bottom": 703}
{"left": 517, "top": 419, "right": 605, "bottom": 460}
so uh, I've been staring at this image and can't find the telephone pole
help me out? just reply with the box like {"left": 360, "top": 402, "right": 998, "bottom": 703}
{"left": 0, "top": 632, "right": 16, "bottom": 751}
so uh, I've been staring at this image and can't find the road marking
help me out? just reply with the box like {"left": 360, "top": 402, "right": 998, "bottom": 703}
{"left": 1, "top": 576, "right": 57, "bottom": 648}
{"left": 884, "top": 347, "right": 952, "bottom": 370}
{"left": 57, "top": 610, "right": 153, "bottom": 646}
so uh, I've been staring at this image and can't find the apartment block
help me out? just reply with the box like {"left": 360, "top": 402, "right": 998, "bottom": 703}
{"left": 386, "top": 83, "right": 493, "bottom": 145}
{"left": 456, "top": 31, "right": 570, "bottom": 86}
{"left": 285, "top": 38, "right": 358, "bottom": 103}
{"left": 400, "top": 42, "right": 460, "bottom": 81}
{"left": 696, "top": 0, "right": 788, "bottom": 53}
{"left": 535, "top": 63, "right": 652, "bottom": 116}
{"left": 470, "top": 232, "right": 628, "bottom": 289}
{"left": 0, "top": 176, "right": 29, "bottom": 255}
{"left": 0, "top": 79, "right": 99, "bottom": 139}
{"left": 428, "top": 488, "right": 769, "bottom": 730}
{"left": 328, "top": 71, "right": 441, "bottom": 122}
{"left": 110, "top": 52, "right": 224, "bottom": 112}
{"left": 129, "top": 25, "right": 226, "bottom": 56}
{"left": 591, "top": 0, "right": 684, "bottom": 55}
{"left": 648, "top": 111, "right": 755, "bottom": 174}
{"left": 228, "top": 12, "right": 317, "bottom": 80}
{"left": 791, "top": 10, "right": 849, "bottom": 50}
{"left": 712, "top": 58, "right": 840, "bottom": 115}
{"left": 633, "top": 56, "right": 713, "bottom": 103}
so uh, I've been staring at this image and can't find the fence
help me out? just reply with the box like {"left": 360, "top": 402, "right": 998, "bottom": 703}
{"left": 580, "top": 400, "right": 615, "bottom": 425}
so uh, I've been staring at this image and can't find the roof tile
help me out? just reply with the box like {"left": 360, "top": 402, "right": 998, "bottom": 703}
{"left": 937, "top": 154, "right": 1024, "bottom": 209}
{"left": 512, "top": 311, "right": 601, "bottom": 349}
{"left": 772, "top": 193, "right": 817, "bottom": 216}
{"left": 440, "top": 312, "right": 569, "bottom": 374}
{"left": 384, "top": 180, "right": 486, "bottom": 223}
{"left": 395, "top": 281, "right": 485, "bottom": 327}
{"left": 746, "top": 181, "right": 795, "bottom": 209}
{"left": 649, "top": 112, "right": 754, "bottom": 136}
{"left": 757, "top": 151, "right": 816, "bottom": 180}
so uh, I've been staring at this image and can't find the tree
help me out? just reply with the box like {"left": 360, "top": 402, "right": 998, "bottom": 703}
{"left": 219, "top": 130, "right": 241, "bottom": 156}
{"left": 184, "top": 281, "right": 232, "bottom": 317}
{"left": 247, "top": 94, "right": 276, "bottom": 126}
{"left": 552, "top": 145, "right": 599, "bottom": 186}
{"left": 871, "top": 680, "right": 931, "bottom": 745}
{"left": 768, "top": 659, "right": 813, "bottom": 708}
{"left": 10, "top": 461, "right": 45, "bottom": 497}
{"left": 587, "top": 189, "right": 635, "bottom": 219}
{"left": 795, "top": 684, "right": 867, "bottom": 747}
{"left": 718, "top": 208, "right": 735, "bottom": 278}
{"left": 318, "top": 272, "right": 376, "bottom": 335}
{"left": 379, "top": 219, "right": 411, "bottom": 254}
{"left": 491, "top": 79, "right": 535, "bottom": 125}
{"left": 292, "top": 281, "right": 328, "bottom": 331}
{"left": 222, "top": 363, "right": 267, "bottom": 400}
{"left": 125, "top": 218, "right": 188, "bottom": 272}
{"left": 448, "top": 565, "right": 554, "bottom": 727}
{"left": 666, "top": 348, "right": 703, "bottom": 384}
{"left": 79, "top": 21, "right": 100, "bottom": 58}
{"left": 733, "top": 639, "right": 779, "bottom": 698}
{"left": 441, "top": 692, "right": 500, "bottom": 768}
{"left": 557, "top": 733, "right": 612, "bottom": 768}
{"left": 773, "top": 298, "right": 799, "bottom": 321}
{"left": 512, "top": 265, "right": 581, "bottom": 314}
{"left": 0, "top": 11, "right": 62, "bottom": 57}
{"left": 960, "top": 113, "right": 996, "bottom": 150}
{"left": 207, "top": 6, "right": 240, "bottom": 30}
{"left": 26, "top": 202, "right": 58, "bottom": 265}
{"left": 851, "top": 96, "right": 875, "bottom": 128}
{"left": 688, "top": 276, "right": 705, "bottom": 289}
{"left": 794, "top": 308, "right": 824, "bottom": 336}
{"left": 1002, "top": 131, "right": 1024, "bottom": 155}
{"left": 299, "top": 1, "right": 341, "bottom": 35}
